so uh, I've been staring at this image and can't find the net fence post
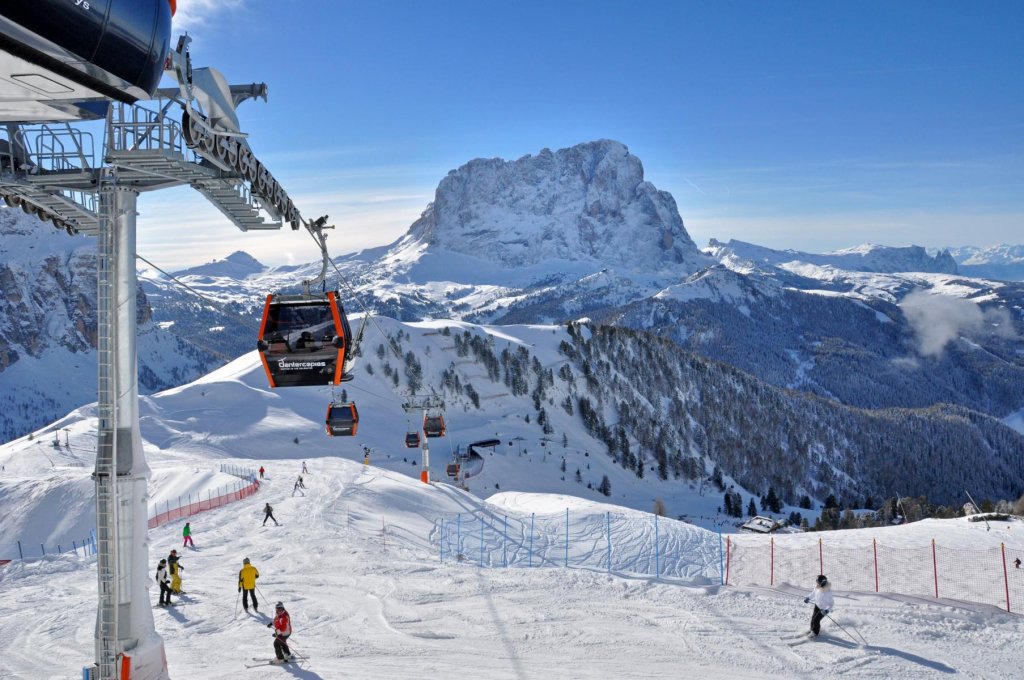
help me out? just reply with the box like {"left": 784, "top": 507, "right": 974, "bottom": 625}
{"left": 725, "top": 536, "right": 731, "bottom": 585}
{"left": 873, "top": 538, "right": 878, "bottom": 593}
{"left": 770, "top": 536, "right": 774, "bottom": 587}
{"left": 1002, "top": 543, "right": 1011, "bottom": 613}
{"left": 932, "top": 538, "right": 939, "bottom": 599}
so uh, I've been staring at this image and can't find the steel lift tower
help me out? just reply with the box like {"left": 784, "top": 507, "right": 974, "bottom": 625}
{"left": 1, "top": 4, "right": 305, "bottom": 678}
{"left": 402, "top": 395, "right": 445, "bottom": 483}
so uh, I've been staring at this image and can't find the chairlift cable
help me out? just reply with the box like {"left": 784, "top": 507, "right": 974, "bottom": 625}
{"left": 135, "top": 252, "right": 262, "bottom": 362}
{"left": 300, "top": 220, "right": 403, "bottom": 362}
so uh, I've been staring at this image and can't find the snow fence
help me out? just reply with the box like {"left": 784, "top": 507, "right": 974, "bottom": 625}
{"left": 0, "top": 465, "right": 259, "bottom": 563}
{"left": 148, "top": 464, "right": 260, "bottom": 529}
{"left": 436, "top": 511, "right": 1023, "bottom": 614}
{"left": 726, "top": 535, "right": 1024, "bottom": 614}
{"left": 436, "top": 509, "right": 722, "bottom": 584}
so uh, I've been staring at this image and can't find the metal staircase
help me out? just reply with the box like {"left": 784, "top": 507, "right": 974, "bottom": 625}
{"left": 106, "top": 102, "right": 284, "bottom": 231}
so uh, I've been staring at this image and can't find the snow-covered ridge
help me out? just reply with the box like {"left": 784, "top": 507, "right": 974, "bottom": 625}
{"left": 945, "top": 244, "right": 1024, "bottom": 281}
{"left": 707, "top": 238, "right": 958, "bottom": 274}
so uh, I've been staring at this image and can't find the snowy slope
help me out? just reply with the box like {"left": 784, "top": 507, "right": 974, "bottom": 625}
{"left": 1, "top": 445, "right": 1023, "bottom": 678}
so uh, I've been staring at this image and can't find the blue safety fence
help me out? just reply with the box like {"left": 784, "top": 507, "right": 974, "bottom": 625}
{"left": 0, "top": 529, "right": 97, "bottom": 563}
{"left": 434, "top": 509, "right": 722, "bottom": 584}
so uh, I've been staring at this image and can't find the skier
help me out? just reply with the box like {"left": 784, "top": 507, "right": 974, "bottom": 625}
{"left": 182, "top": 522, "right": 194, "bottom": 548}
{"left": 1015, "top": 557, "right": 1021, "bottom": 569}
{"left": 259, "top": 466, "right": 265, "bottom": 479}
{"left": 263, "top": 502, "right": 279, "bottom": 526}
{"left": 238, "top": 557, "right": 260, "bottom": 612}
{"left": 302, "top": 461, "right": 308, "bottom": 474}
{"left": 266, "top": 601, "right": 293, "bottom": 663}
{"left": 292, "top": 476, "right": 305, "bottom": 497}
{"left": 803, "top": 574, "right": 834, "bottom": 638}
{"left": 167, "top": 549, "right": 184, "bottom": 593}
{"left": 155, "top": 558, "right": 172, "bottom": 607}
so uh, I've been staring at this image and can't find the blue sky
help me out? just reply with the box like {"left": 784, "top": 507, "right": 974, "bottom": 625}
{"left": 139, "top": 0, "right": 1023, "bottom": 269}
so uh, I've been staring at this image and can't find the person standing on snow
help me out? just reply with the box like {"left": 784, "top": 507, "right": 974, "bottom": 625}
{"left": 155, "top": 558, "right": 172, "bottom": 606}
{"left": 803, "top": 574, "right": 834, "bottom": 638}
{"left": 167, "top": 549, "right": 184, "bottom": 593}
{"left": 267, "top": 601, "right": 293, "bottom": 663}
{"left": 259, "top": 466, "right": 265, "bottom": 479}
{"left": 302, "top": 461, "right": 308, "bottom": 474}
{"left": 238, "top": 557, "right": 260, "bottom": 612}
{"left": 263, "top": 502, "right": 279, "bottom": 526}
{"left": 182, "top": 522, "right": 194, "bottom": 548}
{"left": 1015, "top": 557, "right": 1021, "bottom": 569}
{"left": 292, "top": 477, "right": 305, "bottom": 497}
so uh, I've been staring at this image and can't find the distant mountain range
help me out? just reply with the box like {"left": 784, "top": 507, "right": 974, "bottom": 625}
{"left": 944, "top": 245, "right": 1024, "bottom": 281}
{"left": 2, "top": 140, "right": 1023, "bottom": 508}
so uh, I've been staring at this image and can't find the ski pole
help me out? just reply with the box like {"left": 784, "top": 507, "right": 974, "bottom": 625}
{"left": 234, "top": 587, "right": 241, "bottom": 619}
{"left": 825, "top": 613, "right": 865, "bottom": 646}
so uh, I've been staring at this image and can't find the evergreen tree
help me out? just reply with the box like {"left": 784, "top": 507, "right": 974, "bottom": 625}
{"left": 598, "top": 475, "right": 612, "bottom": 497}
{"left": 747, "top": 498, "right": 758, "bottom": 517}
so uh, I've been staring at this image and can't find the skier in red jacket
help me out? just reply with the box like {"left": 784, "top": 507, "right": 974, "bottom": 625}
{"left": 267, "top": 601, "right": 293, "bottom": 663}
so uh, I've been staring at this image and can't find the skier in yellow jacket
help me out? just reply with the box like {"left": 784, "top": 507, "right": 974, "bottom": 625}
{"left": 238, "top": 557, "right": 260, "bottom": 612}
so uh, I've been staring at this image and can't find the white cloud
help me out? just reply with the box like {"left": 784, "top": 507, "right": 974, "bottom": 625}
{"left": 173, "top": 0, "right": 246, "bottom": 31}
{"left": 899, "top": 290, "right": 1017, "bottom": 358}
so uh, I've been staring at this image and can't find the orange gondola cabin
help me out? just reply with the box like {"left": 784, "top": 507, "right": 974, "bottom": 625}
{"left": 423, "top": 413, "right": 446, "bottom": 438}
{"left": 405, "top": 431, "right": 421, "bottom": 448}
{"left": 257, "top": 291, "right": 353, "bottom": 388}
{"left": 325, "top": 402, "right": 358, "bottom": 436}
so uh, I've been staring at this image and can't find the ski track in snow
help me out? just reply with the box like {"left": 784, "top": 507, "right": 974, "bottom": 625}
{"left": 1, "top": 456, "right": 1022, "bottom": 679}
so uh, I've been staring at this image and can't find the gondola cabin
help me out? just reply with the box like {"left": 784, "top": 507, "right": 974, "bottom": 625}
{"left": 423, "top": 413, "right": 446, "bottom": 438}
{"left": 325, "top": 402, "right": 358, "bottom": 437}
{"left": 0, "top": 0, "right": 173, "bottom": 119}
{"left": 257, "top": 291, "right": 352, "bottom": 388}
{"left": 405, "top": 431, "right": 421, "bottom": 448}
{"left": 445, "top": 462, "right": 460, "bottom": 478}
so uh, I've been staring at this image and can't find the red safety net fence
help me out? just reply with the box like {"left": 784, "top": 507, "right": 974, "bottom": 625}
{"left": 148, "top": 479, "right": 260, "bottom": 529}
{"left": 725, "top": 536, "right": 1023, "bottom": 614}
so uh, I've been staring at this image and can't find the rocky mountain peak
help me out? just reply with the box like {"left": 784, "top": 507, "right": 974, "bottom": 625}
{"left": 406, "top": 140, "right": 708, "bottom": 273}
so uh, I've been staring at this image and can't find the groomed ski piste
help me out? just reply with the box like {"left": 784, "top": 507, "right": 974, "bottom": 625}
{"left": 1, "top": 320, "right": 1023, "bottom": 678}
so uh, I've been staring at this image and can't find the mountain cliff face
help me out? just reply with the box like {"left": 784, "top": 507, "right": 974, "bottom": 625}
{"left": 406, "top": 140, "right": 710, "bottom": 275}
{"left": 0, "top": 208, "right": 222, "bottom": 442}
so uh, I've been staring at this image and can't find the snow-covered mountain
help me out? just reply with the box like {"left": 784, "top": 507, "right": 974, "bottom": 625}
{"left": 6, "top": 317, "right": 1023, "bottom": 520}
{"left": 407, "top": 139, "right": 708, "bottom": 274}
{"left": 168, "top": 250, "right": 267, "bottom": 280}
{"left": 706, "top": 239, "right": 958, "bottom": 274}
{"left": 4, "top": 141, "right": 1024, "bottom": 469}
{"left": 946, "top": 244, "right": 1024, "bottom": 281}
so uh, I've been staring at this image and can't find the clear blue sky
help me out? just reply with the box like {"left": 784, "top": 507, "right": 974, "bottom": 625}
{"left": 138, "top": 0, "right": 1023, "bottom": 269}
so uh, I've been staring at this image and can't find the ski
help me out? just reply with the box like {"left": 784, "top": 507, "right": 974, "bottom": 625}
{"left": 784, "top": 633, "right": 824, "bottom": 646}
{"left": 247, "top": 657, "right": 304, "bottom": 668}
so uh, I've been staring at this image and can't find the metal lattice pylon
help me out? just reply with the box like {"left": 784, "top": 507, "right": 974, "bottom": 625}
{"left": 94, "top": 167, "right": 120, "bottom": 679}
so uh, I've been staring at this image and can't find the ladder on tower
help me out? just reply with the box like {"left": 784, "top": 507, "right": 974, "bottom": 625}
{"left": 93, "top": 169, "right": 120, "bottom": 680}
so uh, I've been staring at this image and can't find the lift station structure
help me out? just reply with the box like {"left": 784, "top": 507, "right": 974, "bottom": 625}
{"left": 1, "top": 3, "right": 309, "bottom": 678}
